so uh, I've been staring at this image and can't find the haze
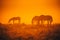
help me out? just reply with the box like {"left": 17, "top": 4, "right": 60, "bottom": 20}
{"left": 0, "top": 0, "right": 60, "bottom": 24}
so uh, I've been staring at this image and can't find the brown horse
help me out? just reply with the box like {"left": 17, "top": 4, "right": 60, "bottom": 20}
{"left": 8, "top": 17, "right": 20, "bottom": 24}
{"left": 44, "top": 15, "right": 53, "bottom": 25}
{"left": 39, "top": 15, "right": 53, "bottom": 25}
{"left": 32, "top": 15, "right": 53, "bottom": 26}
{"left": 32, "top": 16, "right": 39, "bottom": 25}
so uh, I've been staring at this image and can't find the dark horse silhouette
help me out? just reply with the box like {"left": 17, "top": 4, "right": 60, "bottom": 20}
{"left": 32, "top": 16, "right": 39, "bottom": 25}
{"left": 8, "top": 17, "right": 20, "bottom": 24}
{"left": 32, "top": 15, "right": 53, "bottom": 26}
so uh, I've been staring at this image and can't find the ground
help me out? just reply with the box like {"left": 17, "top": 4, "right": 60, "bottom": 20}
{"left": 0, "top": 23, "right": 60, "bottom": 40}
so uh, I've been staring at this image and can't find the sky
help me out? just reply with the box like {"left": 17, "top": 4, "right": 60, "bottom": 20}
{"left": 0, "top": 0, "right": 60, "bottom": 24}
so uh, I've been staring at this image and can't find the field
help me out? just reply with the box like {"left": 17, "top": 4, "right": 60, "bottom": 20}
{"left": 0, "top": 23, "right": 60, "bottom": 40}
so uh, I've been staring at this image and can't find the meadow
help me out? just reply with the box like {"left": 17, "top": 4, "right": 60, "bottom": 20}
{"left": 0, "top": 23, "right": 60, "bottom": 40}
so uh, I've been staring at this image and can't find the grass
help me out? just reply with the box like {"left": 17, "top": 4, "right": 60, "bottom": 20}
{"left": 0, "top": 23, "right": 60, "bottom": 40}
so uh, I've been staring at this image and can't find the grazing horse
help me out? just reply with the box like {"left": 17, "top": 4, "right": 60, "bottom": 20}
{"left": 44, "top": 15, "right": 53, "bottom": 25}
{"left": 39, "top": 15, "right": 53, "bottom": 25}
{"left": 32, "top": 15, "right": 53, "bottom": 26}
{"left": 32, "top": 16, "right": 39, "bottom": 25}
{"left": 39, "top": 15, "right": 45, "bottom": 25}
{"left": 8, "top": 17, "right": 20, "bottom": 24}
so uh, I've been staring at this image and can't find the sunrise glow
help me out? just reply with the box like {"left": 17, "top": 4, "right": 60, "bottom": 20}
{"left": 0, "top": 0, "right": 60, "bottom": 24}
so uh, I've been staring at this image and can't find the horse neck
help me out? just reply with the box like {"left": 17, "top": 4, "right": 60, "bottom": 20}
{"left": 8, "top": 18, "right": 13, "bottom": 23}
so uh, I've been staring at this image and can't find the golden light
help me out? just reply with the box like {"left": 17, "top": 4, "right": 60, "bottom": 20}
{"left": 0, "top": 0, "right": 60, "bottom": 24}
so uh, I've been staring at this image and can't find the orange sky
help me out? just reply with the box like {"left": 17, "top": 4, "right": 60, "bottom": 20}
{"left": 0, "top": 0, "right": 60, "bottom": 24}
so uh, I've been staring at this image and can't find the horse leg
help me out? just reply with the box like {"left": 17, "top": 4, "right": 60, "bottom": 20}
{"left": 13, "top": 20, "right": 14, "bottom": 24}
{"left": 19, "top": 19, "right": 20, "bottom": 24}
{"left": 41, "top": 21, "right": 44, "bottom": 26}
